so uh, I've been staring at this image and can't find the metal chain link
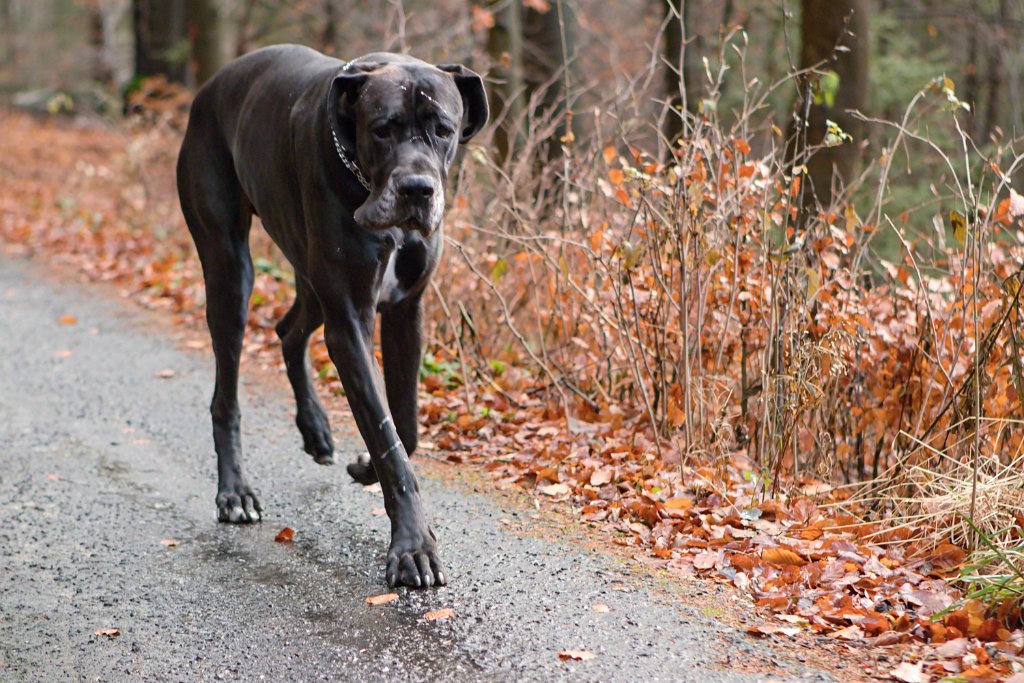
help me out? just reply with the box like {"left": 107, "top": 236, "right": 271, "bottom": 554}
{"left": 331, "top": 127, "right": 372, "bottom": 192}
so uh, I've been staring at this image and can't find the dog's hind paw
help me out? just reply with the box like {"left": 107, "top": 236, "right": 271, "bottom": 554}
{"left": 216, "top": 488, "right": 262, "bottom": 524}
{"left": 346, "top": 453, "right": 379, "bottom": 485}
{"left": 298, "top": 407, "right": 334, "bottom": 465}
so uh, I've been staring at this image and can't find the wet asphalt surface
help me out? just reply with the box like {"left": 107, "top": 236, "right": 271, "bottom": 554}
{"left": 0, "top": 253, "right": 834, "bottom": 682}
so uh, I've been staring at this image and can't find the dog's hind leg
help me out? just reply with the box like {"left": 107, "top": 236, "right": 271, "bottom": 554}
{"left": 276, "top": 280, "right": 334, "bottom": 464}
{"left": 177, "top": 111, "right": 260, "bottom": 524}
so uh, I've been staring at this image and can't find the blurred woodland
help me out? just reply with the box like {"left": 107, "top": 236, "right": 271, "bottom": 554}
{"left": 4, "top": 1, "right": 1024, "bottom": 670}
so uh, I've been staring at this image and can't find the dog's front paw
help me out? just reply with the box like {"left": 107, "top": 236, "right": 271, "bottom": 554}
{"left": 216, "top": 484, "right": 262, "bottom": 523}
{"left": 386, "top": 525, "right": 446, "bottom": 588}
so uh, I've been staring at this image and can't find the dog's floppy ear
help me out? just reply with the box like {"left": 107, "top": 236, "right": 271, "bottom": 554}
{"left": 437, "top": 64, "right": 489, "bottom": 143}
{"left": 327, "top": 70, "right": 369, "bottom": 147}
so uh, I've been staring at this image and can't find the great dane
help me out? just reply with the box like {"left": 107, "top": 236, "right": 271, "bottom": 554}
{"left": 176, "top": 44, "right": 487, "bottom": 588}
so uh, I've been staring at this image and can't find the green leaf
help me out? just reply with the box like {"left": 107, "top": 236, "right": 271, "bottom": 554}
{"left": 812, "top": 71, "right": 841, "bottom": 108}
{"left": 491, "top": 256, "right": 509, "bottom": 283}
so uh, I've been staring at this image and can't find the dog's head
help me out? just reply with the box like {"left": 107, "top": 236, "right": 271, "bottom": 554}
{"left": 327, "top": 55, "right": 488, "bottom": 235}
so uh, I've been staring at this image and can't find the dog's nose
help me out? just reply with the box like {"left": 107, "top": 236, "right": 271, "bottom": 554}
{"left": 397, "top": 175, "right": 435, "bottom": 203}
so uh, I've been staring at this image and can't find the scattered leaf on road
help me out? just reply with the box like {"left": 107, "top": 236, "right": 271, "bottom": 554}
{"left": 274, "top": 527, "right": 294, "bottom": 543}
{"left": 53, "top": 349, "right": 73, "bottom": 358}
{"left": 371, "top": 507, "right": 386, "bottom": 516}
{"left": 160, "top": 539, "right": 180, "bottom": 547}
{"left": 540, "top": 482, "right": 571, "bottom": 497}
{"left": 365, "top": 593, "right": 399, "bottom": 606}
{"left": 424, "top": 608, "right": 454, "bottom": 621}
{"left": 890, "top": 661, "right": 926, "bottom": 683}
{"left": 592, "top": 603, "right": 610, "bottom": 613}
{"left": 94, "top": 628, "right": 120, "bottom": 637}
{"left": 58, "top": 314, "right": 77, "bottom": 325}
{"left": 557, "top": 650, "right": 596, "bottom": 661}
{"left": 154, "top": 369, "right": 175, "bottom": 379}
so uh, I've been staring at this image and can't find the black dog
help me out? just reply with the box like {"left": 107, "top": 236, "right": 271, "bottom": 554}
{"left": 176, "top": 45, "right": 487, "bottom": 588}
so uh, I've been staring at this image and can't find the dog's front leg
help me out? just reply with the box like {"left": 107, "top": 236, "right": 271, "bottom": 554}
{"left": 322, "top": 306, "right": 445, "bottom": 588}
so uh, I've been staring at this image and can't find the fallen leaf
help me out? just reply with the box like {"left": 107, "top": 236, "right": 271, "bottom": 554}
{"left": 557, "top": 650, "right": 596, "bottom": 661}
{"left": 693, "top": 551, "right": 718, "bottom": 569}
{"left": 592, "top": 603, "right": 610, "bottom": 613}
{"left": 274, "top": 527, "right": 295, "bottom": 543}
{"left": 159, "top": 539, "right": 180, "bottom": 547}
{"left": 589, "top": 468, "right": 613, "bottom": 486}
{"left": 365, "top": 593, "right": 399, "bottom": 606}
{"left": 53, "top": 349, "right": 73, "bottom": 358}
{"left": 154, "top": 369, "right": 175, "bottom": 379}
{"left": 746, "top": 624, "right": 801, "bottom": 637}
{"left": 94, "top": 628, "right": 120, "bottom": 637}
{"left": 58, "top": 314, "right": 77, "bottom": 325}
{"left": 371, "top": 506, "right": 386, "bottom": 516}
{"left": 890, "top": 661, "right": 926, "bottom": 683}
{"left": 762, "top": 547, "right": 806, "bottom": 566}
{"left": 424, "top": 607, "right": 454, "bottom": 621}
{"left": 540, "top": 482, "right": 571, "bottom": 497}
{"left": 830, "top": 624, "right": 864, "bottom": 640}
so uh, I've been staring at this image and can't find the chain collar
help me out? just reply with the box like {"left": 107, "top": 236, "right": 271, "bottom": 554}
{"left": 330, "top": 126, "right": 372, "bottom": 192}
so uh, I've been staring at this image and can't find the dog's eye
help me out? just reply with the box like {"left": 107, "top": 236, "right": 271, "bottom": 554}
{"left": 371, "top": 124, "right": 391, "bottom": 140}
{"left": 435, "top": 124, "right": 453, "bottom": 139}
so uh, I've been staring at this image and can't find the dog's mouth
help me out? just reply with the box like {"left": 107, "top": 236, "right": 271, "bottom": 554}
{"left": 353, "top": 177, "right": 444, "bottom": 235}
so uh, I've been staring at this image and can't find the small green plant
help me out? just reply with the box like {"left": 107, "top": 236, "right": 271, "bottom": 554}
{"left": 420, "top": 352, "right": 463, "bottom": 388}
{"left": 955, "top": 516, "right": 1024, "bottom": 612}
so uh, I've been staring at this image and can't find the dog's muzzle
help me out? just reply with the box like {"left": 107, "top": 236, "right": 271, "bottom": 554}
{"left": 354, "top": 171, "right": 444, "bottom": 235}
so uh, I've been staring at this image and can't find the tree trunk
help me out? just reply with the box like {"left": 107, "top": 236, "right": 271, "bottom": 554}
{"left": 522, "top": 0, "right": 576, "bottom": 160}
{"left": 485, "top": 0, "right": 525, "bottom": 165}
{"left": 789, "top": 0, "right": 869, "bottom": 208}
{"left": 663, "top": 0, "right": 703, "bottom": 149}
{"left": 980, "top": 0, "right": 1008, "bottom": 142}
{"left": 187, "top": 0, "right": 222, "bottom": 86}
{"left": 132, "top": 0, "right": 187, "bottom": 82}
{"left": 963, "top": 0, "right": 980, "bottom": 135}
{"left": 321, "top": 0, "right": 337, "bottom": 55}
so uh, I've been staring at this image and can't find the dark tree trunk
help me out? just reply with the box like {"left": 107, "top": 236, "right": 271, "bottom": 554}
{"left": 0, "top": 0, "right": 16, "bottom": 75}
{"left": 133, "top": 0, "right": 187, "bottom": 82}
{"left": 980, "top": 0, "right": 1008, "bottom": 142}
{"left": 522, "top": 0, "right": 577, "bottom": 160}
{"left": 663, "top": 0, "right": 703, "bottom": 149}
{"left": 187, "top": 0, "right": 222, "bottom": 87}
{"left": 789, "top": 0, "right": 869, "bottom": 208}
{"left": 321, "top": 0, "right": 337, "bottom": 55}
{"left": 963, "top": 0, "right": 980, "bottom": 135}
{"left": 485, "top": 0, "right": 525, "bottom": 165}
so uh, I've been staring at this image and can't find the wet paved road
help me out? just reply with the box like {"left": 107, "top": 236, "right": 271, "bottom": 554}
{"left": 0, "top": 254, "right": 832, "bottom": 682}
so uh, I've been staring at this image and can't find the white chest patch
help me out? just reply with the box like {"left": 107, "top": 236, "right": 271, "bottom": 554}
{"left": 377, "top": 249, "right": 406, "bottom": 308}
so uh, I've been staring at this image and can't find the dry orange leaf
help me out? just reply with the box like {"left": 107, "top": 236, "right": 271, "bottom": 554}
{"left": 274, "top": 527, "right": 295, "bottom": 543}
{"left": 762, "top": 547, "right": 806, "bottom": 566}
{"left": 557, "top": 650, "right": 596, "bottom": 661}
{"left": 424, "top": 607, "right": 454, "bottom": 621}
{"left": 94, "top": 628, "right": 120, "bottom": 637}
{"left": 365, "top": 593, "right": 399, "bottom": 606}
{"left": 58, "top": 314, "right": 77, "bottom": 325}
{"left": 608, "top": 168, "right": 625, "bottom": 186}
